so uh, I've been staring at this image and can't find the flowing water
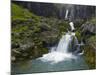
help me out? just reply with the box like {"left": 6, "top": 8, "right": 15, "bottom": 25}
{"left": 69, "top": 22, "right": 75, "bottom": 31}
{"left": 12, "top": 31, "right": 89, "bottom": 74}
{"left": 12, "top": 56, "right": 89, "bottom": 74}
{"left": 65, "top": 9, "right": 69, "bottom": 19}
{"left": 11, "top": 10, "right": 89, "bottom": 74}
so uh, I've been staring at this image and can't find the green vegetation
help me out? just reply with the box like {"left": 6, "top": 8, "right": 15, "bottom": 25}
{"left": 74, "top": 17, "right": 96, "bottom": 69}
{"left": 11, "top": 3, "right": 69, "bottom": 62}
{"left": 75, "top": 30, "right": 81, "bottom": 42}
{"left": 83, "top": 35, "right": 96, "bottom": 69}
{"left": 11, "top": 3, "right": 96, "bottom": 70}
{"left": 86, "top": 17, "right": 96, "bottom": 25}
{"left": 81, "top": 18, "right": 96, "bottom": 69}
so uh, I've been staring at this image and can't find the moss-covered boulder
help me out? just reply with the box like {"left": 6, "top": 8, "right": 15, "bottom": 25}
{"left": 83, "top": 35, "right": 96, "bottom": 69}
{"left": 80, "top": 17, "right": 96, "bottom": 69}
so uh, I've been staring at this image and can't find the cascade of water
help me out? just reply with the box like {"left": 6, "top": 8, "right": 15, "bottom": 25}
{"left": 69, "top": 22, "right": 75, "bottom": 31}
{"left": 74, "top": 41, "right": 84, "bottom": 54}
{"left": 37, "top": 10, "right": 82, "bottom": 64}
{"left": 38, "top": 33, "right": 77, "bottom": 63}
{"left": 50, "top": 46, "right": 56, "bottom": 52}
{"left": 56, "top": 33, "right": 72, "bottom": 53}
{"left": 65, "top": 9, "right": 69, "bottom": 20}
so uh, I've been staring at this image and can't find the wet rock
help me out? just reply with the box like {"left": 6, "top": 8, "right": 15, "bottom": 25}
{"left": 40, "top": 23, "right": 51, "bottom": 31}
{"left": 13, "top": 1, "right": 95, "bottom": 19}
{"left": 81, "top": 22, "right": 96, "bottom": 34}
{"left": 22, "top": 53, "right": 28, "bottom": 57}
{"left": 20, "top": 43, "right": 34, "bottom": 51}
{"left": 40, "top": 31, "right": 59, "bottom": 46}
{"left": 12, "top": 49, "right": 20, "bottom": 54}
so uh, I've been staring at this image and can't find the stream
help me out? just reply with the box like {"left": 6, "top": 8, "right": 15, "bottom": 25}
{"left": 12, "top": 55, "right": 89, "bottom": 74}
{"left": 11, "top": 10, "right": 89, "bottom": 74}
{"left": 12, "top": 32, "right": 89, "bottom": 74}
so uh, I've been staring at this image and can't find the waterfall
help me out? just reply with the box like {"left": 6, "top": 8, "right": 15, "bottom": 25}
{"left": 50, "top": 46, "right": 56, "bottom": 52}
{"left": 65, "top": 9, "right": 69, "bottom": 20}
{"left": 37, "top": 10, "right": 82, "bottom": 64}
{"left": 65, "top": 9, "right": 75, "bottom": 31}
{"left": 56, "top": 33, "right": 72, "bottom": 53}
{"left": 38, "top": 33, "right": 77, "bottom": 64}
{"left": 69, "top": 22, "right": 75, "bottom": 31}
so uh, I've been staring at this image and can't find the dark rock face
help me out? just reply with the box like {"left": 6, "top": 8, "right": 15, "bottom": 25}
{"left": 81, "top": 22, "right": 96, "bottom": 34}
{"left": 13, "top": 1, "right": 96, "bottom": 21}
{"left": 83, "top": 35, "right": 96, "bottom": 69}
{"left": 79, "top": 18, "right": 96, "bottom": 69}
{"left": 67, "top": 5, "right": 96, "bottom": 22}
{"left": 13, "top": 1, "right": 61, "bottom": 18}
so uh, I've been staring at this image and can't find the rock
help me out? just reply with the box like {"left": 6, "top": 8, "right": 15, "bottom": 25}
{"left": 12, "top": 43, "right": 20, "bottom": 48}
{"left": 39, "top": 23, "right": 51, "bottom": 31}
{"left": 12, "top": 3, "right": 95, "bottom": 63}
{"left": 80, "top": 21, "right": 96, "bottom": 69}
{"left": 40, "top": 31, "right": 59, "bottom": 46}
{"left": 13, "top": 1, "right": 95, "bottom": 19}
{"left": 12, "top": 49, "right": 20, "bottom": 54}
{"left": 22, "top": 53, "right": 28, "bottom": 57}
{"left": 20, "top": 43, "right": 34, "bottom": 51}
{"left": 83, "top": 44, "right": 96, "bottom": 69}
{"left": 86, "top": 36, "right": 96, "bottom": 50}
{"left": 81, "top": 22, "right": 96, "bottom": 34}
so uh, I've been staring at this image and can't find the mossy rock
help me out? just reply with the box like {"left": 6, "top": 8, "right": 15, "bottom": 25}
{"left": 83, "top": 45, "right": 96, "bottom": 69}
{"left": 75, "top": 31, "right": 81, "bottom": 42}
{"left": 83, "top": 35, "right": 96, "bottom": 69}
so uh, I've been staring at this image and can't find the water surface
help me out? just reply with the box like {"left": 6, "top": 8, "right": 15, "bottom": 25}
{"left": 12, "top": 55, "right": 89, "bottom": 74}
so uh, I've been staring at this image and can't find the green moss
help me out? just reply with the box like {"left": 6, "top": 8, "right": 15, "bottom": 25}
{"left": 12, "top": 3, "right": 41, "bottom": 24}
{"left": 86, "top": 17, "right": 96, "bottom": 25}
{"left": 83, "top": 45, "right": 96, "bottom": 69}
{"left": 12, "top": 3, "right": 33, "bottom": 19}
{"left": 75, "top": 31, "right": 81, "bottom": 42}
{"left": 76, "top": 17, "right": 96, "bottom": 69}
{"left": 11, "top": 3, "right": 70, "bottom": 62}
{"left": 87, "top": 36, "right": 96, "bottom": 47}
{"left": 83, "top": 35, "right": 96, "bottom": 69}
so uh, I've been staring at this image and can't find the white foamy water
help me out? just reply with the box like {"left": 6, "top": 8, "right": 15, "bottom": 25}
{"left": 37, "top": 13, "right": 78, "bottom": 64}
{"left": 56, "top": 33, "right": 72, "bottom": 53}
{"left": 69, "top": 22, "right": 75, "bottom": 31}
{"left": 38, "top": 33, "right": 77, "bottom": 64}
{"left": 39, "top": 52, "right": 76, "bottom": 64}
{"left": 65, "top": 9, "right": 69, "bottom": 19}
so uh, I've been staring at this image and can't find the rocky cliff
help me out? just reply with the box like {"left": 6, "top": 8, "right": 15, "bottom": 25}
{"left": 13, "top": 1, "right": 95, "bottom": 21}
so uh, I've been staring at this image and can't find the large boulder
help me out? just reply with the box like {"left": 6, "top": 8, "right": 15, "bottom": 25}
{"left": 81, "top": 22, "right": 96, "bottom": 34}
{"left": 80, "top": 18, "right": 96, "bottom": 69}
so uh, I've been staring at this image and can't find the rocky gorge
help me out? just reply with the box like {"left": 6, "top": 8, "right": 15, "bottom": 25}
{"left": 11, "top": 1, "right": 96, "bottom": 69}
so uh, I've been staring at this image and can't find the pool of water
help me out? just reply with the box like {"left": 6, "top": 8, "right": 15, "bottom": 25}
{"left": 11, "top": 55, "right": 89, "bottom": 74}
